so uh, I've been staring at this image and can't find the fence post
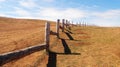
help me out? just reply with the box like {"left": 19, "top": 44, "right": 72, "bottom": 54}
{"left": 66, "top": 20, "right": 68, "bottom": 28}
{"left": 68, "top": 21, "right": 70, "bottom": 27}
{"left": 72, "top": 21, "right": 73, "bottom": 27}
{"left": 79, "top": 22, "right": 80, "bottom": 27}
{"left": 62, "top": 19, "right": 65, "bottom": 32}
{"left": 68, "top": 21, "right": 71, "bottom": 30}
{"left": 45, "top": 22, "right": 50, "bottom": 53}
{"left": 56, "top": 19, "right": 60, "bottom": 38}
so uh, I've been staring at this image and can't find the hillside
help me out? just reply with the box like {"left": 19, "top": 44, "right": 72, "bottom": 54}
{"left": 0, "top": 17, "right": 56, "bottom": 54}
{"left": 0, "top": 17, "right": 57, "bottom": 67}
{"left": 0, "top": 17, "right": 120, "bottom": 67}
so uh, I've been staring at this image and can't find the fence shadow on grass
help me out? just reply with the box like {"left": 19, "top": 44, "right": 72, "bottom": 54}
{"left": 47, "top": 38, "right": 80, "bottom": 67}
{"left": 61, "top": 39, "right": 71, "bottom": 54}
{"left": 65, "top": 32, "right": 74, "bottom": 40}
{"left": 47, "top": 50, "right": 80, "bottom": 67}
{"left": 47, "top": 51, "right": 57, "bottom": 67}
{"left": 65, "top": 29, "right": 73, "bottom": 34}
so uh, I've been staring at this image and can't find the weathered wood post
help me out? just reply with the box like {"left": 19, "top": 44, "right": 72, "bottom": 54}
{"left": 77, "top": 22, "right": 79, "bottom": 26}
{"left": 45, "top": 22, "right": 50, "bottom": 53}
{"left": 68, "top": 21, "right": 71, "bottom": 30}
{"left": 72, "top": 21, "right": 73, "bottom": 27}
{"left": 66, "top": 20, "right": 68, "bottom": 28}
{"left": 85, "top": 22, "right": 86, "bottom": 27}
{"left": 56, "top": 19, "right": 60, "bottom": 38}
{"left": 62, "top": 19, "right": 65, "bottom": 32}
{"left": 78, "top": 22, "right": 80, "bottom": 27}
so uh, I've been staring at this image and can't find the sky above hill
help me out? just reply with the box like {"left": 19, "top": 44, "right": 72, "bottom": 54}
{"left": 0, "top": 0, "right": 120, "bottom": 26}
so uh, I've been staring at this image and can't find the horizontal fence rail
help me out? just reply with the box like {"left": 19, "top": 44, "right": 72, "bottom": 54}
{"left": 0, "top": 44, "right": 46, "bottom": 65}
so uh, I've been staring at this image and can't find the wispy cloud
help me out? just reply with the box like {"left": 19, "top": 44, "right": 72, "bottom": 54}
{"left": 5, "top": 6, "right": 120, "bottom": 27}
{"left": 38, "top": 8, "right": 86, "bottom": 21}
{"left": 0, "top": 0, "right": 120, "bottom": 27}
{"left": 0, "top": 13, "right": 7, "bottom": 16}
{"left": 93, "top": 9, "right": 120, "bottom": 19}
{"left": 0, "top": 0, "right": 5, "bottom": 2}
{"left": 19, "top": 0, "right": 37, "bottom": 8}
{"left": 42, "top": 0, "right": 55, "bottom": 2}
{"left": 13, "top": 7, "right": 31, "bottom": 17}
{"left": 6, "top": 7, "right": 86, "bottom": 21}
{"left": 89, "top": 9, "right": 120, "bottom": 26}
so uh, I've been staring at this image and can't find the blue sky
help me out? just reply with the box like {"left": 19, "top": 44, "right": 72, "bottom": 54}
{"left": 0, "top": 0, "right": 120, "bottom": 27}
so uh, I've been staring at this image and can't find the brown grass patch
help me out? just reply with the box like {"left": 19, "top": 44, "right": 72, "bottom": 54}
{"left": 0, "top": 17, "right": 56, "bottom": 66}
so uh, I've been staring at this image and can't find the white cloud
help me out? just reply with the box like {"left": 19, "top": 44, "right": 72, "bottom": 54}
{"left": 93, "top": 9, "right": 120, "bottom": 19}
{"left": 38, "top": 8, "right": 86, "bottom": 21}
{"left": 89, "top": 9, "right": 120, "bottom": 26}
{"left": 42, "top": 0, "right": 55, "bottom": 2}
{"left": 9, "top": 7, "right": 120, "bottom": 27}
{"left": 0, "top": 13, "right": 8, "bottom": 16}
{"left": 10, "top": 7, "right": 87, "bottom": 22}
{"left": 0, "top": 0, "right": 5, "bottom": 2}
{"left": 0, "top": 0, "right": 120, "bottom": 27}
{"left": 1, "top": 2, "right": 119, "bottom": 27}
{"left": 14, "top": 7, "right": 31, "bottom": 17}
{"left": 19, "top": 0, "right": 37, "bottom": 8}
{"left": 0, "top": 0, "right": 5, "bottom": 8}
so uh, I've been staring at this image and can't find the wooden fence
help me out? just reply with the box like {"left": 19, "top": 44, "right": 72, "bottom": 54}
{"left": 0, "top": 19, "right": 72, "bottom": 65}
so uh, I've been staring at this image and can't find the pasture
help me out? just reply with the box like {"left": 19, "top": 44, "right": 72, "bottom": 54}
{"left": 0, "top": 17, "right": 120, "bottom": 67}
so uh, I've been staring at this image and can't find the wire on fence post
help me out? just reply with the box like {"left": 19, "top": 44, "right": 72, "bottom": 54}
{"left": 56, "top": 19, "right": 60, "bottom": 38}
{"left": 62, "top": 19, "right": 65, "bottom": 32}
{"left": 45, "top": 22, "right": 50, "bottom": 54}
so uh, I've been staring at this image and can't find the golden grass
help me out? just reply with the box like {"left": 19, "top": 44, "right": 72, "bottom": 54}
{"left": 0, "top": 17, "right": 56, "bottom": 53}
{"left": 49, "top": 26, "right": 120, "bottom": 67}
{"left": 0, "top": 17, "right": 56, "bottom": 67}
{"left": 1, "top": 17, "right": 120, "bottom": 67}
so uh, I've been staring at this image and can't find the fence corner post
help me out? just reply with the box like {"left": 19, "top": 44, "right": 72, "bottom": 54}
{"left": 45, "top": 22, "right": 50, "bottom": 54}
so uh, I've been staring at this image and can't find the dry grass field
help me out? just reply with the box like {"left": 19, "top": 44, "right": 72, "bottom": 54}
{"left": 0, "top": 17, "right": 56, "bottom": 54}
{"left": 0, "top": 17, "right": 120, "bottom": 67}
{"left": 0, "top": 17, "right": 56, "bottom": 67}
{"left": 49, "top": 26, "right": 120, "bottom": 67}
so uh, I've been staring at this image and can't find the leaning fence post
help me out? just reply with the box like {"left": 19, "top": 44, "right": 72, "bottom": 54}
{"left": 56, "top": 19, "right": 60, "bottom": 38}
{"left": 62, "top": 19, "right": 65, "bottom": 32}
{"left": 45, "top": 22, "right": 50, "bottom": 53}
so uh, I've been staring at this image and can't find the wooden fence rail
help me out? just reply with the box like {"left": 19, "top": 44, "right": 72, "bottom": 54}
{"left": 0, "top": 19, "right": 72, "bottom": 65}
{"left": 0, "top": 44, "right": 46, "bottom": 65}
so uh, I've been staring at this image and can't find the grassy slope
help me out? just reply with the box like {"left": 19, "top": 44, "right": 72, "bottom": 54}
{"left": 0, "top": 17, "right": 56, "bottom": 67}
{"left": 49, "top": 26, "right": 120, "bottom": 67}
{"left": 0, "top": 17, "right": 56, "bottom": 53}
{"left": 1, "top": 17, "right": 120, "bottom": 66}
